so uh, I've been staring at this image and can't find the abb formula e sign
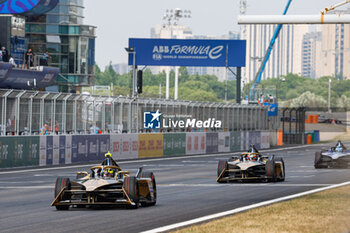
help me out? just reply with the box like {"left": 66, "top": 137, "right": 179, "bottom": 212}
{"left": 128, "top": 38, "right": 246, "bottom": 67}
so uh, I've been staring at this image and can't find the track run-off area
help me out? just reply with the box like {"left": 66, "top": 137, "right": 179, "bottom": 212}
{"left": 0, "top": 142, "right": 350, "bottom": 233}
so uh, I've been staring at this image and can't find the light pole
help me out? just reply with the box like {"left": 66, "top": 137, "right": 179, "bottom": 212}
{"left": 124, "top": 47, "right": 136, "bottom": 98}
{"left": 162, "top": 8, "right": 191, "bottom": 100}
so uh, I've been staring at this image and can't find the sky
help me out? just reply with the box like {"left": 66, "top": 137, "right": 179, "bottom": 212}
{"left": 83, "top": 0, "right": 347, "bottom": 69}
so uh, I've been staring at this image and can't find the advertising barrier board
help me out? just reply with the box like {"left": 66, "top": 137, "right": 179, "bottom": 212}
{"left": 230, "top": 131, "right": 241, "bottom": 152}
{"left": 218, "top": 132, "right": 230, "bottom": 153}
{"left": 241, "top": 131, "right": 249, "bottom": 151}
{"left": 65, "top": 135, "right": 72, "bottom": 164}
{"left": 206, "top": 132, "right": 219, "bottom": 153}
{"left": 186, "top": 132, "right": 206, "bottom": 155}
{"left": 39, "top": 136, "right": 46, "bottom": 166}
{"left": 260, "top": 131, "right": 270, "bottom": 149}
{"left": 52, "top": 135, "right": 59, "bottom": 165}
{"left": 138, "top": 133, "right": 163, "bottom": 158}
{"left": 46, "top": 136, "right": 53, "bottom": 165}
{"left": 163, "top": 133, "right": 186, "bottom": 156}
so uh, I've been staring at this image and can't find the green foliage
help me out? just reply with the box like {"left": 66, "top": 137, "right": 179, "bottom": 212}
{"left": 244, "top": 73, "right": 350, "bottom": 107}
{"left": 94, "top": 65, "right": 236, "bottom": 102}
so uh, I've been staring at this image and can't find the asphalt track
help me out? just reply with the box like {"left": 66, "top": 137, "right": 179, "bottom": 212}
{"left": 1, "top": 142, "right": 350, "bottom": 233}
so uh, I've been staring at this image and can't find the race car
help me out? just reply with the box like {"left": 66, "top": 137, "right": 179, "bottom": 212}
{"left": 314, "top": 140, "right": 350, "bottom": 168}
{"left": 51, "top": 152, "right": 157, "bottom": 210}
{"left": 217, "top": 146, "right": 285, "bottom": 183}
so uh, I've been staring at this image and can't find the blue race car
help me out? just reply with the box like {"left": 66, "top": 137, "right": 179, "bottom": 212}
{"left": 315, "top": 140, "right": 350, "bottom": 168}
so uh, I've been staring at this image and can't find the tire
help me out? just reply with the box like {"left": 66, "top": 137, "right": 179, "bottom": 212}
{"left": 265, "top": 159, "right": 276, "bottom": 182}
{"left": 314, "top": 152, "right": 327, "bottom": 168}
{"left": 275, "top": 158, "right": 285, "bottom": 182}
{"left": 123, "top": 176, "right": 139, "bottom": 209}
{"left": 137, "top": 171, "right": 157, "bottom": 207}
{"left": 54, "top": 177, "right": 71, "bottom": 210}
{"left": 217, "top": 160, "right": 228, "bottom": 183}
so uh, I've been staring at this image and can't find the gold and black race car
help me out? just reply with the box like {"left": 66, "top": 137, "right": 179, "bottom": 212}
{"left": 217, "top": 146, "right": 285, "bottom": 183}
{"left": 51, "top": 152, "right": 156, "bottom": 210}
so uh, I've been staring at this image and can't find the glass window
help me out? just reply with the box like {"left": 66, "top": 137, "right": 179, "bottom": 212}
{"left": 29, "top": 44, "right": 46, "bottom": 54}
{"left": 47, "top": 44, "right": 60, "bottom": 53}
{"left": 69, "top": 26, "right": 79, "bottom": 34}
{"left": 61, "top": 45, "right": 69, "bottom": 53}
{"left": 28, "top": 34, "right": 46, "bottom": 43}
{"left": 46, "top": 25, "right": 59, "bottom": 34}
{"left": 47, "top": 15, "right": 59, "bottom": 24}
{"left": 46, "top": 35, "right": 61, "bottom": 43}
{"left": 26, "top": 15, "right": 46, "bottom": 23}
{"left": 59, "top": 25, "right": 68, "bottom": 34}
{"left": 61, "top": 36, "right": 69, "bottom": 44}
{"left": 28, "top": 24, "right": 45, "bottom": 33}
{"left": 51, "top": 54, "right": 60, "bottom": 63}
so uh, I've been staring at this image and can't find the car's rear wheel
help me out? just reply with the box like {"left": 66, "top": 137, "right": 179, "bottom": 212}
{"left": 123, "top": 176, "right": 139, "bottom": 209}
{"left": 54, "top": 177, "right": 71, "bottom": 210}
{"left": 265, "top": 159, "right": 276, "bottom": 182}
{"left": 275, "top": 158, "right": 285, "bottom": 182}
{"left": 137, "top": 171, "right": 157, "bottom": 207}
{"left": 217, "top": 160, "right": 228, "bottom": 183}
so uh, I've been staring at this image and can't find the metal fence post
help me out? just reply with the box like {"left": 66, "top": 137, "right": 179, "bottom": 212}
{"left": 62, "top": 94, "right": 72, "bottom": 134}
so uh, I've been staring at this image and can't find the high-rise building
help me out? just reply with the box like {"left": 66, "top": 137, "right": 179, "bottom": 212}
{"left": 25, "top": 0, "right": 96, "bottom": 92}
{"left": 301, "top": 32, "right": 322, "bottom": 78}
{"left": 318, "top": 9, "right": 350, "bottom": 79}
{"left": 112, "top": 63, "right": 130, "bottom": 75}
{"left": 244, "top": 24, "right": 309, "bottom": 83}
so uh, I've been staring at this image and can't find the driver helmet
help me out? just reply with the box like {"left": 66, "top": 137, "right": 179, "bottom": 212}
{"left": 248, "top": 145, "right": 259, "bottom": 153}
{"left": 248, "top": 152, "right": 257, "bottom": 161}
{"left": 103, "top": 168, "right": 115, "bottom": 178}
{"left": 335, "top": 140, "right": 344, "bottom": 152}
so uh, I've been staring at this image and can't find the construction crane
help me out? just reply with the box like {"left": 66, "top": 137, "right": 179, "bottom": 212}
{"left": 248, "top": 0, "right": 292, "bottom": 103}
{"left": 322, "top": 0, "right": 350, "bottom": 14}
{"left": 248, "top": 0, "right": 350, "bottom": 103}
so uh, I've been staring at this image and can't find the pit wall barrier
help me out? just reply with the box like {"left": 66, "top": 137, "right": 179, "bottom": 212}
{"left": 0, "top": 131, "right": 270, "bottom": 168}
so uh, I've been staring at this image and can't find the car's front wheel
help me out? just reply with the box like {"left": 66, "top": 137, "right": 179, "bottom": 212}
{"left": 123, "top": 176, "right": 139, "bottom": 209}
{"left": 137, "top": 171, "right": 157, "bottom": 207}
{"left": 54, "top": 177, "right": 71, "bottom": 210}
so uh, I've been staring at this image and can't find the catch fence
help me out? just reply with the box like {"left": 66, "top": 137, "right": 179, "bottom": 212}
{"left": 0, "top": 89, "right": 270, "bottom": 135}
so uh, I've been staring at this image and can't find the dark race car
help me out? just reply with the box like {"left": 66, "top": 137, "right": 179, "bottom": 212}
{"left": 315, "top": 140, "right": 350, "bottom": 168}
{"left": 217, "top": 145, "right": 285, "bottom": 183}
{"left": 51, "top": 152, "right": 157, "bottom": 210}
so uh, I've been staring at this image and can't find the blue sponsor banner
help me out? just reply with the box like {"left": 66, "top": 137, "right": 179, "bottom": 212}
{"left": 88, "top": 135, "right": 99, "bottom": 161}
{"left": 128, "top": 38, "right": 246, "bottom": 67}
{"left": 71, "top": 135, "right": 78, "bottom": 162}
{"left": 46, "top": 136, "right": 53, "bottom": 165}
{"left": 264, "top": 103, "right": 278, "bottom": 116}
{"left": 71, "top": 135, "right": 88, "bottom": 163}
{"left": 59, "top": 136, "right": 65, "bottom": 164}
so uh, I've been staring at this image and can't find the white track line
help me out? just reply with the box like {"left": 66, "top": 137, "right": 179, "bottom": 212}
{"left": 0, "top": 144, "right": 315, "bottom": 175}
{"left": 141, "top": 181, "right": 350, "bottom": 233}
{"left": 158, "top": 183, "right": 334, "bottom": 187}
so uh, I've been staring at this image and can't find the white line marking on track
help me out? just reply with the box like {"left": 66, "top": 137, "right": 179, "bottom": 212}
{"left": 157, "top": 183, "right": 334, "bottom": 187}
{"left": 141, "top": 181, "right": 350, "bottom": 233}
{"left": 0, "top": 186, "right": 53, "bottom": 189}
{"left": 0, "top": 144, "right": 316, "bottom": 175}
